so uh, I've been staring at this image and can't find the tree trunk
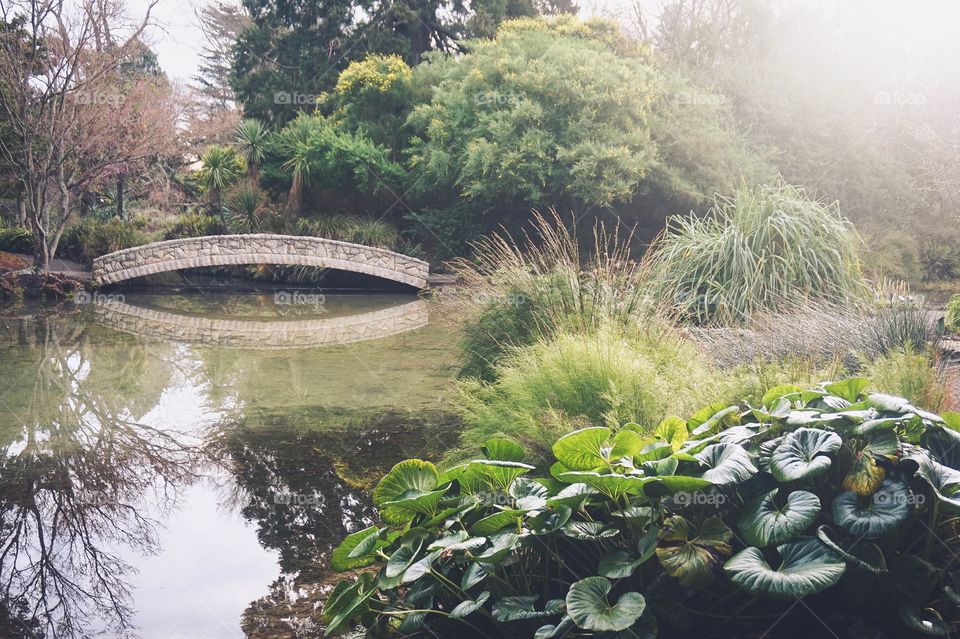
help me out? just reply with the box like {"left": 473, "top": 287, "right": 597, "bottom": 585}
{"left": 116, "top": 173, "right": 125, "bottom": 219}
{"left": 16, "top": 192, "right": 26, "bottom": 228}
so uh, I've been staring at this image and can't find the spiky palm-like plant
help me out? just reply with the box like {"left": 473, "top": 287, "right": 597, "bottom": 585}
{"left": 198, "top": 145, "right": 244, "bottom": 220}
{"left": 234, "top": 118, "right": 270, "bottom": 183}
{"left": 224, "top": 183, "right": 268, "bottom": 234}
{"left": 278, "top": 116, "right": 319, "bottom": 224}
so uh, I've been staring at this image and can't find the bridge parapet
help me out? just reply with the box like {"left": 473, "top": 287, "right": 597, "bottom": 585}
{"left": 92, "top": 234, "right": 429, "bottom": 288}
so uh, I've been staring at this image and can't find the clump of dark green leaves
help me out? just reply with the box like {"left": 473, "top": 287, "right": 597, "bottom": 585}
{"left": 324, "top": 379, "right": 960, "bottom": 637}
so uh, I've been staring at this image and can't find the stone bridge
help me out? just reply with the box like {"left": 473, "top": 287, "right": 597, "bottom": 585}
{"left": 92, "top": 235, "right": 430, "bottom": 289}
{"left": 92, "top": 298, "right": 429, "bottom": 349}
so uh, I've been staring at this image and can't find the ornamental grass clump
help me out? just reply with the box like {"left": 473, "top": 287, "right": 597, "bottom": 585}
{"left": 456, "top": 322, "right": 726, "bottom": 463}
{"left": 324, "top": 380, "right": 960, "bottom": 638}
{"left": 442, "top": 211, "right": 651, "bottom": 380}
{"left": 646, "top": 183, "right": 867, "bottom": 325}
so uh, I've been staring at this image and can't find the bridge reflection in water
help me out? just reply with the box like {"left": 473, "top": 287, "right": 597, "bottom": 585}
{"left": 92, "top": 297, "right": 429, "bottom": 348}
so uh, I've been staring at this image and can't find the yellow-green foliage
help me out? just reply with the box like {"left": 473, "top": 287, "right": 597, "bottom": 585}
{"left": 454, "top": 322, "right": 725, "bottom": 462}
{"left": 335, "top": 54, "right": 412, "bottom": 96}
{"left": 494, "top": 15, "right": 647, "bottom": 58}
{"left": 862, "top": 344, "right": 949, "bottom": 412}
{"left": 946, "top": 294, "right": 960, "bottom": 333}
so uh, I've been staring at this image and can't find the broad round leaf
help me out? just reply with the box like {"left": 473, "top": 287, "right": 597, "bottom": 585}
{"left": 493, "top": 596, "right": 565, "bottom": 622}
{"left": 373, "top": 459, "right": 438, "bottom": 506}
{"left": 832, "top": 480, "right": 912, "bottom": 539}
{"left": 738, "top": 489, "right": 821, "bottom": 547}
{"left": 841, "top": 453, "right": 885, "bottom": 496}
{"left": 552, "top": 427, "right": 613, "bottom": 470}
{"left": 482, "top": 438, "right": 526, "bottom": 462}
{"left": 656, "top": 516, "right": 732, "bottom": 587}
{"left": 695, "top": 443, "right": 758, "bottom": 485}
{"left": 566, "top": 576, "right": 646, "bottom": 632}
{"left": 770, "top": 428, "right": 842, "bottom": 482}
{"left": 724, "top": 539, "right": 846, "bottom": 600}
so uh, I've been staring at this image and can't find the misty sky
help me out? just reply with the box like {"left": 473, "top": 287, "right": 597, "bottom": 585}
{"left": 132, "top": 0, "right": 960, "bottom": 91}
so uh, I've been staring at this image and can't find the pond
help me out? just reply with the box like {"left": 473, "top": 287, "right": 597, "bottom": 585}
{"left": 0, "top": 291, "right": 460, "bottom": 639}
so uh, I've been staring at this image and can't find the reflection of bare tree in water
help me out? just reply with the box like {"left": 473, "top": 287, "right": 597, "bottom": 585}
{"left": 207, "top": 407, "right": 459, "bottom": 637}
{"left": 0, "top": 317, "right": 202, "bottom": 638}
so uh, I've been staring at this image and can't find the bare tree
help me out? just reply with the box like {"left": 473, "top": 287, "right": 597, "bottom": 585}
{"left": 0, "top": 0, "right": 157, "bottom": 270}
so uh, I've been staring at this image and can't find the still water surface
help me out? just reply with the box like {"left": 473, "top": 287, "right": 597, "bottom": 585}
{"left": 0, "top": 292, "right": 458, "bottom": 638}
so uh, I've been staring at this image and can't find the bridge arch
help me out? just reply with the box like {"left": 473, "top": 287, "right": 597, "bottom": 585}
{"left": 92, "top": 234, "right": 429, "bottom": 289}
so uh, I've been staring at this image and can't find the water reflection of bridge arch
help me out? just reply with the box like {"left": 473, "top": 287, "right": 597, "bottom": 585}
{"left": 92, "top": 298, "right": 429, "bottom": 349}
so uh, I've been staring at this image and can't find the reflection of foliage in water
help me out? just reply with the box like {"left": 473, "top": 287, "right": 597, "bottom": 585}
{"left": 0, "top": 315, "right": 201, "bottom": 638}
{"left": 210, "top": 406, "right": 459, "bottom": 638}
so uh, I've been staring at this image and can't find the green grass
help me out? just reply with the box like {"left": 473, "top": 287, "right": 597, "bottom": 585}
{"left": 645, "top": 182, "right": 867, "bottom": 325}
{"left": 443, "top": 211, "right": 650, "bottom": 380}
{"left": 452, "top": 321, "right": 729, "bottom": 463}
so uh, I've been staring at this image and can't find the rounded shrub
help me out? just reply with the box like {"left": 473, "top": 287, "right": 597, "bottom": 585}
{"left": 324, "top": 380, "right": 960, "bottom": 638}
{"left": 60, "top": 217, "right": 150, "bottom": 263}
{"left": 646, "top": 183, "right": 867, "bottom": 325}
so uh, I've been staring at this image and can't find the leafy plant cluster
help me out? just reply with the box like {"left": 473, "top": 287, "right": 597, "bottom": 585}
{"left": 324, "top": 380, "right": 960, "bottom": 638}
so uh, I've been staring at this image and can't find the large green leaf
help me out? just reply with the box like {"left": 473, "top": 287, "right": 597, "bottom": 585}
{"left": 688, "top": 404, "right": 740, "bottom": 438}
{"left": 322, "top": 573, "right": 376, "bottom": 634}
{"left": 492, "top": 596, "right": 565, "bottom": 622}
{"left": 655, "top": 416, "right": 688, "bottom": 451}
{"left": 482, "top": 438, "right": 526, "bottom": 462}
{"left": 695, "top": 443, "right": 757, "bottom": 485}
{"left": 643, "top": 475, "right": 713, "bottom": 499}
{"left": 832, "top": 480, "right": 913, "bottom": 539}
{"left": 510, "top": 477, "right": 548, "bottom": 511}
{"left": 451, "top": 591, "right": 491, "bottom": 618}
{"left": 724, "top": 539, "right": 846, "bottom": 599}
{"left": 825, "top": 378, "right": 870, "bottom": 403}
{"left": 467, "top": 460, "right": 535, "bottom": 491}
{"left": 374, "top": 459, "right": 441, "bottom": 523}
{"left": 374, "top": 459, "right": 438, "bottom": 505}
{"left": 656, "top": 515, "right": 733, "bottom": 587}
{"left": 769, "top": 428, "right": 842, "bottom": 482}
{"left": 330, "top": 526, "right": 381, "bottom": 572}
{"left": 557, "top": 471, "right": 654, "bottom": 500}
{"left": 471, "top": 509, "right": 525, "bottom": 535}
{"left": 552, "top": 427, "right": 613, "bottom": 470}
{"left": 566, "top": 577, "right": 646, "bottom": 632}
{"left": 738, "top": 489, "right": 821, "bottom": 547}
{"left": 922, "top": 427, "right": 960, "bottom": 470}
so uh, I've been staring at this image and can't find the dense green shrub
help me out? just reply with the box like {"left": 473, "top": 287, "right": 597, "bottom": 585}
{"left": 60, "top": 217, "right": 150, "bottom": 263}
{"left": 646, "top": 183, "right": 867, "bottom": 325}
{"left": 444, "top": 212, "right": 649, "bottom": 380}
{"left": 0, "top": 226, "right": 32, "bottom": 253}
{"left": 946, "top": 295, "right": 960, "bottom": 334}
{"left": 456, "top": 323, "right": 726, "bottom": 463}
{"left": 162, "top": 213, "right": 225, "bottom": 240}
{"left": 324, "top": 381, "right": 960, "bottom": 638}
